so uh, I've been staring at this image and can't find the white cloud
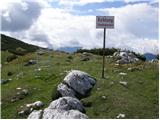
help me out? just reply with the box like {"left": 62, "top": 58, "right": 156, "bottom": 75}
{"left": 1, "top": 1, "right": 159, "bottom": 54}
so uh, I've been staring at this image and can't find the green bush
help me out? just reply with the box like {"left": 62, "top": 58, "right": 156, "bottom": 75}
{"left": 76, "top": 48, "right": 119, "bottom": 56}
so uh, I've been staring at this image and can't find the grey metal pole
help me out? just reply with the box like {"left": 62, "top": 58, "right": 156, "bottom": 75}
{"left": 102, "top": 28, "right": 106, "bottom": 78}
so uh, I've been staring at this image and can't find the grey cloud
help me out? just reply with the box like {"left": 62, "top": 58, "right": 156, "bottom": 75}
{"left": 31, "top": 33, "right": 53, "bottom": 49}
{"left": 1, "top": 1, "right": 42, "bottom": 31}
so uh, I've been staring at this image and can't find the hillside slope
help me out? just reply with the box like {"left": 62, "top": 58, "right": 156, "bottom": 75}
{"left": 1, "top": 34, "right": 39, "bottom": 55}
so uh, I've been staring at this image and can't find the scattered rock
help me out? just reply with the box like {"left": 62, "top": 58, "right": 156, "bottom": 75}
{"left": 32, "top": 101, "right": 44, "bottom": 109}
{"left": 101, "top": 96, "right": 107, "bottom": 100}
{"left": 63, "top": 70, "right": 96, "bottom": 97}
{"left": 115, "top": 63, "right": 119, "bottom": 66}
{"left": 18, "top": 101, "right": 44, "bottom": 117}
{"left": 114, "top": 51, "right": 139, "bottom": 64}
{"left": 28, "top": 110, "right": 43, "bottom": 119}
{"left": 24, "top": 60, "right": 37, "bottom": 66}
{"left": 81, "top": 52, "right": 92, "bottom": 61}
{"left": 16, "top": 87, "right": 22, "bottom": 90}
{"left": 119, "top": 81, "right": 128, "bottom": 87}
{"left": 1, "top": 79, "right": 9, "bottom": 84}
{"left": 16, "top": 72, "right": 24, "bottom": 79}
{"left": 21, "top": 89, "right": 29, "bottom": 95}
{"left": 116, "top": 113, "right": 125, "bottom": 119}
{"left": 11, "top": 89, "right": 29, "bottom": 102}
{"left": 34, "top": 68, "right": 42, "bottom": 72}
{"left": 116, "top": 58, "right": 129, "bottom": 64}
{"left": 81, "top": 56, "right": 90, "bottom": 61}
{"left": 82, "top": 52, "right": 92, "bottom": 56}
{"left": 119, "top": 72, "right": 127, "bottom": 76}
{"left": 97, "top": 87, "right": 100, "bottom": 91}
{"left": 138, "top": 81, "right": 144, "bottom": 84}
{"left": 127, "top": 67, "right": 142, "bottom": 72}
{"left": 18, "top": 110, "right": 25, "bottom": 116}
{"left": 8, "top": 78, "right": 12, "bottom": 81}
{"left": 107, "top": 55, "right": 113, "bottom": 58}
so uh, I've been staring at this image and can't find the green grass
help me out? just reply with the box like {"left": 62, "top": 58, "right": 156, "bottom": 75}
{"left": 1, "top": 51, "right": 159, "bottom": 119}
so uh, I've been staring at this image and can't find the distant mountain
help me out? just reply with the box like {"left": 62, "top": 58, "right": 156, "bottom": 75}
{"left": 1, "top": 34, "right": 40, "bottom": 55}
{"left": 57, "top": 47, "right": 82, "bottom": 53}
{"left": 144, "top": 53, "right": 157, "bottom": 61}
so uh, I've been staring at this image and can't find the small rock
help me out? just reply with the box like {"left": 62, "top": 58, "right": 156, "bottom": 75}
{"left": 16, "top": 72, "right": 24, "bottom": 78}
{"left": 33, "top": 101, "right": 44, "bottom": 108}
{"left": 18, "top": 111, "right": 25, "bottom": 116}
{"left": 24, "top": 60, "right": 37, "bottom": 66}
{"left": 8, "top": 78, "right": 12, "bottom": 81}
{"left": 119, "top": 72, "right": 127, "bottom": 76}
{"left": 116, "top": 113, "right": 125, "bottom": 118}
{"left": 127, "top": 68, "right": 132, "bottom": 71}
{"left": 97, "top": 88, "right": 100, "bottom": 91}
{"left": 115, "top": 63, "right": 119, "bottom": 66}
{"left": 26, "top": 103, "right": 34, "bottom": 108}
{"left": 102, "top": 96, "right": 107, "bottom": 100}
{"left": 16, "top": 87, "right": 22, "bottom": 90}
{"left": 1, "top": 79, "right": 9, "bottom": 84}
{"left": 21, "top": 89, "right": 29, "bottom": 95}
{"left": 138, "top": 81, "right": 143, "bottom": 84}
{"left": 35, "top": 68, "right": 42, "bottom": 72}
{"left": 81, "top": 56, "right": 90, "bottom": 61}
{"left": 119, "top": 81, "right": 128, "bottom": 86}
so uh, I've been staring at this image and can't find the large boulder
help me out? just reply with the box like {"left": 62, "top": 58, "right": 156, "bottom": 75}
{"left": 48, "top": 97, "right": 85, "bottom": 113}
{"left": 43, "top": 109, "right": 88, "bottom": 119}
{"left": 28, "top": 110, "right": 42, "bottom": 119}
{"left": 28, "top": 97, "right": 87, "bottom": 119}
{"left": 57, "top": 83, "right": 76, "bottom": 98}
{"left": 63, "top": 70, "right": 96, "bottom": 97}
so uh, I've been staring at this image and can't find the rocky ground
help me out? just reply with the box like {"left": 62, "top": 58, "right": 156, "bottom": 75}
{"left": 1, "top": 50, "right": 159, "bottom": 119}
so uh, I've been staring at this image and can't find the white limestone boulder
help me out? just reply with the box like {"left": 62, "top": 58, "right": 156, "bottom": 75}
{"left": 43, "top": 109, "right": 88, "bottom": 119}
{"left": 63, "top": 70, "right": 96, "bottom": 96}
{"left": 28, "top": 110, "right": 42, "bottom": 119}
{"left": 57, "top": 83, "right": 76, "bottom": 98}
{"left": 48, "top": 97, "right": 85, "bottom": 112}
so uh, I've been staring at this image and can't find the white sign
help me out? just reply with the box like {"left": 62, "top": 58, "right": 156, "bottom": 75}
{"left": 96, "top": 16, "right": 114, "bottom": 29}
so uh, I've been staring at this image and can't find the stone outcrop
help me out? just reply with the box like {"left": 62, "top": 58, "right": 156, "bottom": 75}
{"left": 113, "top": 51, "right": 139, "bottom": 64}
{"left": 28, "top": 70, "right": 96, "bottom": 119}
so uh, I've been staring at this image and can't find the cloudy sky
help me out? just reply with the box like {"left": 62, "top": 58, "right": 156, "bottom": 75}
{"left": 0, "top": 0, "right": 159, "bottom": 54}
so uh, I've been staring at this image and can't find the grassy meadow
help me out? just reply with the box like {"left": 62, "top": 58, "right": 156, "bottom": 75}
{"left": 1, "top": 50, "right": 159, "bottom": 119}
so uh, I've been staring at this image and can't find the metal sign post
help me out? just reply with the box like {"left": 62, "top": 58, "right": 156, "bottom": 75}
{"left": 96, "top": 16, "right": 114, "bottom": 78}
{"left": 102, "top": 28, "right": 106, "bottom": 78}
